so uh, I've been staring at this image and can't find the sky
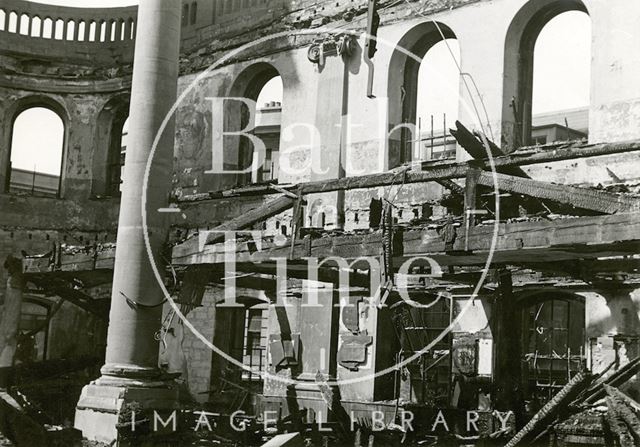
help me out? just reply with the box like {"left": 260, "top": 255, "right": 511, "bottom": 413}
{"left": 11, "top": 8, "right": 591, "bottom": 174}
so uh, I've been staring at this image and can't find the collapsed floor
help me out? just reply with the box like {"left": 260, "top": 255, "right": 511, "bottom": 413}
{"left": 3, "top": 128, "right": 640, "bottom": 446}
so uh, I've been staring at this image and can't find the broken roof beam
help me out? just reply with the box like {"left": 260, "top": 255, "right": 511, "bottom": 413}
{"left": 172, "top": 212, "right": 640, "bottom": 267}
{"left": 476, "top": 171, "right": 640, "bottom": 214}
{"left": 200, "top": 194, "right": 298, "bottom": 246}
{"left": 450, "top": 120, "right": 530, "bottom": 178}
{"left": 179, "top": 139, "right": 640, "bottom": 204}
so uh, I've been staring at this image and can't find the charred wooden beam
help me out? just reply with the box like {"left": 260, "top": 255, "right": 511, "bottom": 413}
{"left": 173, "top": 212, "right": 640, "bottom": 267}
{"left": 493, "top": 269, "right": 523, "bottom": 414}
{"left": 476, "top": 171, "right": 640, "bottom": 214}
{"left": 178, "top": 139, "right": 640, "bottom": 203}
{"left": 450, "top": 121, "right": 529, "bottom": 178}
{"left": 201, "top": 194, "right": 298, "bottom": 246}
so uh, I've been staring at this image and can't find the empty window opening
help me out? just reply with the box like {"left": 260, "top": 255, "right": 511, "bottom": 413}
{"left": 109, "top": 20, "right": 116, "bottom": 41}
{"left": 42, "top": 17, "right": 52, "bottom": 38}
{"left": 99, "top": 20, "right": 106, "bottom": 42}
{"left": 119, "top": 19, "right": 125, "bottom": 40}
{"left": 8, "top": 11, "right": 17, "bottom": 33}
{"left": 30, "top": 16, "right": 41, "bottom": 37}
{"left": 530, "top": 11, "right": 590, "bottom": 145}
{"left": 106, "top": 116, "right": 128, "bottom": 196}
{"left": 65, "top": 20, "right": 75, "bottom": 40}
{"left": 19, "top": 13, "right": 29, "bottom": 35}
{"left": 77, "top": 20, "right": 85, "bottom": 41}
{"left": 0, "top": 10, "right": 6, "bottom": 31}
{"left": 416, "top": 39, "right": 460, "bottom": 162}
{"left": 9, "top": 107, "right": 64, "bottom": 197}
{"left": 252, "top": 75, "right": 283, "bottom": 184}
{"left": 388, "top": 23, "right": 458, "bottom": 168}
{"left": 128, "top": 18, "right": 135, "bottom": 39}
{"left": 88, "top": 21, "right": 96, "bottom": 41}
{"left": 54, "top": 18, "right": 64, "bottom": 40}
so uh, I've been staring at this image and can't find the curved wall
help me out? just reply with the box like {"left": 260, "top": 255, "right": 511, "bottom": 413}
{"left": 0, "top": 0, "right": 137, "bottom": 66}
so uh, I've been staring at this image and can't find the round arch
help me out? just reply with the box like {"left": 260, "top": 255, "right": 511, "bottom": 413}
{"left": 92, "top": 94, "right": 130, "bottom": 196}
{"left": 2, "top": 95, "right": 69, "bottom": 196}
{"left": 501, "top": 0, "right": 590, "bottom": 151}
{"left": 387, "top": 21, "right": 457, "bottom": 168}
{"left": 223, "top": 62, "right": 282, "bottom": 188}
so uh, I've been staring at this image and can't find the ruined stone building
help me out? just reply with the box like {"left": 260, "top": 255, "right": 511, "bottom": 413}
{"left": 1, "top": 0, "right": 640, "bottom": 445}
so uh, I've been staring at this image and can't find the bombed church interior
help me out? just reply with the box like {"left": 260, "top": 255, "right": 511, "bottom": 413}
{"left": 2, "top": 0, "right": 640, "bottom": 446}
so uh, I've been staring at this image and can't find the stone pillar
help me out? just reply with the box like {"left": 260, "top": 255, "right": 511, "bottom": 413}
{"left": 0, "top": 255, "right": 24, "bottom": 389}
{"left": 75, "top": 1, "right": 181, "bottom": 443}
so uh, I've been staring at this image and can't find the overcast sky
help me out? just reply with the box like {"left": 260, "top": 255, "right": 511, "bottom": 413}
{"left": 11, "top": 8, "right": 590, "bottom": 175}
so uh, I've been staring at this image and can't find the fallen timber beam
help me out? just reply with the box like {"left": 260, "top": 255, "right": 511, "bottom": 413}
{"left": 201, "top": 194, "right": 298, "bottom": 245}
{"left": 177, "top": 139, "right": 640, "bottom": 203}
{"left": 172, "top": 212, "right": 640, "bottom": 267}
{"left": 476, "top": 171, "right": 640, "bottom": 214}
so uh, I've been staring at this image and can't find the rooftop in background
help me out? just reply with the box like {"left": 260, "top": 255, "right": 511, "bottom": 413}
{"left": 532, "top": 107, "right": 589, "bottom": 133}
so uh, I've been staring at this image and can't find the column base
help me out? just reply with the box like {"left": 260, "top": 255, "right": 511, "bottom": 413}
{"left": 74, "top": 372, "right": 183, "bottom": 444}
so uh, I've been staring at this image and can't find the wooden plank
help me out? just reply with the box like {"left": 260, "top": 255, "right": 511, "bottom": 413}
{"left": 172, "top": 213, "right": 640, "bottom": 267}
{"left": 476, "top": 171, "right": 640, "bottom": 214}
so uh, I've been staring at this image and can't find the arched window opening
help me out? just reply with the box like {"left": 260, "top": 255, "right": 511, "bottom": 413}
{"left": 502, "top": 2, "right": 590, "bottom": 150}
{"left": 8, "top": 11, "right": 17, "bottom": 33}
{"left": 520, "top": 295, "right": 585, "bottom": 406}
{"left": 19, "top": 13, "right": 29, "bottom": 35}
{"left": 107, "top": 116, "right": 128, "bottom": 195}
{"left": 0, "top": 10, "right": 6, "bottom": 31}
{"left": 387, "top": 22, "right": 458, "bottom": 168}
{"left": 190, "top": 1, "right": 198, "bottom": 25}
{"left": 99, "top": 20, "right": 106, "bottom": 42}
{"left": 128, "top": 18, "right": 135, "bottom": 39}
{"left": 54, "top": 18, "right": 64, "bottom": 40}
{"left": 530, "top": 11, "right": 590, "bottom": 146}
{"left": 182, "top": 3, "right": 189, "bottom": 26}
{"left": 253, "top": 75, "right": 283, "bottom": 184}
{"left": 119, "top": 19, "right": 125, "bottom": 40}
{"left": 77, "top": 20, "right": 85, "bottom": 41}
{"left": 109, "top": 19, "right": 116, "bottom": 41}
{"left": 94, "top": 97, "right": 129, "bottom": 196}
{"left": 9, "top": 107, "right": 64, "bottom": 197}
{"left": 416, "top": 39, "right": 460, "bottom": 161}
{"left": 65, "top": 19, "right": 75, "bottom": 40}
{"left": 88, "top": 20, "right": 96, "bottom": 41}
{"left": 42, "top": 17, "right": 52, "bottom": 38}
{"left": 30, "top": 16, "right": 41, "bottom": 37}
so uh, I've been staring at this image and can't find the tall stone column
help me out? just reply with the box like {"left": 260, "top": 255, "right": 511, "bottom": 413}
{"left": 75, "top": 1, "right": 181, "bottom": 443}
